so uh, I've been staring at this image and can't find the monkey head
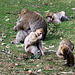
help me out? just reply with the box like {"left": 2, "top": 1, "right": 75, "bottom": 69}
{"left": 60, "top": 44, "right": 70, "bottom": 55}
{"left": 46, "top": 12, "right": 55, "bottom": 23}
{"left": 35, "top": 28, "right": 44, "bottom": 40}
{"left": 19, "top": 9, "right": 29, "bottom": 18}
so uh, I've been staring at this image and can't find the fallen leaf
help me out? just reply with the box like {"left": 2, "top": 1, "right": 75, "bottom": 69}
{"left": 71, "top": 8, "right": 75, "bottom": 10}
{"left": 0, "top": 38, "right": 3, "bottom": 41}
{"left": 15, "top": 63, "right": 18, "bottom": 66}
{"left": 28, "top": 70, "right": 32, "bottom": 74}
{"left": 57, "top": 31, "right": 59, "bottom": 34}
{"left": 51, "top": 28, "right": 53, "bottom": 30}
{"left": 42, "top": 42, "right": 46, "bottom": 45}
{"left": 49, "top": 45, "right": 54, "bottom": 48}
{"left": 6, "top": 18, "right": 9, "bottom": 21}
{"left": 6, "top": 44, "right": 10, "bottom": 49}
{"left": 6, "top": 46, "right": 10, "bottom": 49}
{"left": 60, "top": 71, "right": 74, "bottom": 74}
{"left": 16, "top": 44, "right": 24, "bottom": 48}
{"left": 45, "top": 10, "right": 50, "bottom": 13}
{"left": 59, "top": 37, "right": 63, "bottom": 39}
{"left": 1, "top": 43, "right": 6, "bottom": 45}
{"left": 48, "top": 50, "right": 57, "bottom": 52}
{"left": 36, "top": 64, "right": 40, "bottom": 67}
{"left": 37, "top": 69, "right": 42, "bottom": 72}
{"left": 44, "top": 47, "right": 49, "bottom": 50}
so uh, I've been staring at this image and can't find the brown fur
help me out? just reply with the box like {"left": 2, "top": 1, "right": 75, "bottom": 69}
{"left": 13, "top": 9, "right": 47, "bottom": 40}
{"left": 56, "top": 39, "right": 74, "bottom": 66}
{"left": 46, "top": 11, "right": 70, "bottom": 23}
{"left": 24, "top": 28, "right": 45, "bottom": 56}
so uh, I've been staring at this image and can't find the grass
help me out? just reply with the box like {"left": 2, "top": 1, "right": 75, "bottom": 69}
{"left": 0, "top": 0, "right": 75, "bottom": 75}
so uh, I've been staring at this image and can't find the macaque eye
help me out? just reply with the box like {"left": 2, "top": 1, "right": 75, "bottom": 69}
{"left": 39, "top": 33, "right": 42, "bottom": 35}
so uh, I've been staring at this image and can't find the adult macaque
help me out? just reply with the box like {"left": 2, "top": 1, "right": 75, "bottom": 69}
{"left": 12, "top": 30, "right": 31, "bottom": 44}
{"left": 13, "top": 9, "right": 47, "bottom": 40}
{"left": 56, "top": 39, "right": 74, "bottom": 66}
{"left": 46, "top": 11, "right": 70, "bottom": 23}
{"left": 24, "top": 28, "right": 45, "bottom": 56}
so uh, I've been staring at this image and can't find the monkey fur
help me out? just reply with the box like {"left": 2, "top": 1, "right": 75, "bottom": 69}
{"left": 13, "top": 9, "right": 47, "bottom": 40}
{"left": 24, "top": 28, "right": 45, "bottom": 56}
{"left": 12, "top": 30, "right": 31, "bottom": 44}
{"left": 56, "top": 39, "right": 74, "bottom": 66}
{"left": 46, "top": 11, "right": 70, "bottom": 24}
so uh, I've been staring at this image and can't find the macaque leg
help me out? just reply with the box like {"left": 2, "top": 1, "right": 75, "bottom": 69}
{"left": 31, "top": 46, "right": 38, "bottom": 55}
{"left": 25, "top": 45, "right": 38, "bottom": 55}
{"left": 11, "top": 30, "right": 27, "bottom": 44}
{"left": 39, "top": 41, "right": 45, "bottom": 56}
{"left": 56, "top": 51, "right": 64, "bottom": 59}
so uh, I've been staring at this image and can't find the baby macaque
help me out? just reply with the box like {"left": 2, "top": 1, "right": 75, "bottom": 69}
{"left": 24, "top": 28, "right": 45, "bottom": 56}
{"left": 46, "top": 11, "right": 70, "bottom": 23}
{"left": 12, "top": 30, "right": 31, "bottom": 44}
{"left": 56, "top": 39, "right": 74, "bottom": 66}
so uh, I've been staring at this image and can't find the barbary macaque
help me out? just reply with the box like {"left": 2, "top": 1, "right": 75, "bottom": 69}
{"left": 24, "top": 28, "right": 45, "bottom": 56}
{"left": 46, "top": 11, "right": 70, "bottom": 23}
{"left": 12, "top": 30, "right": 31, "bottom": 44}
{"left": 56, "top": 39, "right": 74, "bottom": 66}
{"left": 13, "top": 9, "right": 47, "bottom": 40}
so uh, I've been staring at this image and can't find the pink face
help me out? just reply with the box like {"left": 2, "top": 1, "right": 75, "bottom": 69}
{"left": 46, "top": 16, "right": 52, "bottom": 23}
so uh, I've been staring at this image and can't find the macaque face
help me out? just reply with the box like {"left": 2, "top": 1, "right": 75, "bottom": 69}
{"left": 36, "top": 28, "right": 43, "bottom": 40}
{"left": 60, "top": 46, "right": 69, "bottom": 55}
{"left": 19, "top": 9, "right": 29, "bottom": 18}
{"left": 46, "top": 12, "right": 54, "bottom": 23}
{"left": 38, "top": 32, "right": 43, "bottom": 40}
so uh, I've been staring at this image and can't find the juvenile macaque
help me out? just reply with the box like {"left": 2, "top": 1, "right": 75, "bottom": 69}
{"left": 13, "top": 9, "right": 47, "bottom": 40}
{"left": 12, "top": 30, "right": 31, "bottom": 44}
{"left": 46, "top": 11, "right": 70, "bottom": 23}
{"left": 56, "top": 39, "right": 74, "bottom": 66}
{"left": 24, "top": 28, "right": 45, "bottom": 56}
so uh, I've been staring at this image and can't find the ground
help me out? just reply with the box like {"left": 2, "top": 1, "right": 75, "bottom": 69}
{"left": 0, "top": 0, "right": 75, "bottom": 75}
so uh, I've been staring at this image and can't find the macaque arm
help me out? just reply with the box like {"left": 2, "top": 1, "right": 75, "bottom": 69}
{"left": 38, "top": 40, "right": 45, "bottom": 56}
{"left": 56, "top": 50, "right": 63, "bottom": 58}
{"left": 14, "top": 20, "right": 24, "bottom": 31}
{"left": 14, "top": 17, "right": 29, "bottom": 31}
{"left": 30, "top": 32, "right": 42, "bottom": 44}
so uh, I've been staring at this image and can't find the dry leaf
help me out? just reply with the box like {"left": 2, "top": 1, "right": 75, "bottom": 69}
{"left": 37, "top": 69, "right": 42, "bottom": 72}
{"left": 59, "top": 37, "right": 63, "bottom": 39}
{"left": 0, "top": 38, "right": 3, "bottom": 41}
{"left": 1, "top": 43, "right": 6, "bottom": 45}
{"left": 71, "top": 8, "right": 75, "bottom": 10}
{"left": 44, "top": 47, "right": 49, "bottom": 50}
{"left": 6, "top": 18, "right": 9, "bottom": 21}
{"left": 28, "top": 70, "right": 32, "bottom": 74}
{"left": 60, "top": 71, "right": 74, "bottom": 74}
{"left": 49, "top": 45, "right": 54, "bottom": 48}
